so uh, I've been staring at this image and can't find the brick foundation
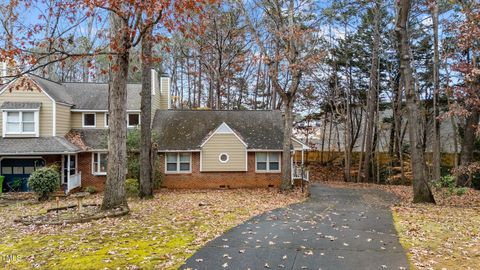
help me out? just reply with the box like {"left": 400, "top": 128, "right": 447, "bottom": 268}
{"left": 44, "top": 151, "right": 282, "bottom": 191}
{"left": 159, "top": 152, "right": 282, "bottom": 189}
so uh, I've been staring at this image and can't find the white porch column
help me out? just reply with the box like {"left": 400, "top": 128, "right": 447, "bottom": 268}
{"left": 301, "top": 149, "right": 304, "bottom": 166}
{"left": 67, "top": 154, "right": 71, "bottom": 184}
{"left": 291, "top": 154, "right": 294, "bottom": 184}
{"left": 61, "top": 155, "right": 65, "bottom": 184}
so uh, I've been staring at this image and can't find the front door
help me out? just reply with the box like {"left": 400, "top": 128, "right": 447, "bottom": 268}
{"left": 62, "top": 155, "right": 77, "bottom": 185}
{"left": 0, "top": 158, "right": 45, "bottom": 192}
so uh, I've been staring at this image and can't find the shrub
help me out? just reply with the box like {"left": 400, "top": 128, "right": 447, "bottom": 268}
{"left": 126, "top": 155, "right": 164, "bottom": 190}
{"left": 127, "top": 157, "right": 140, "bottom": 180}
{"left": 455, "top": 187, "right": 468, "bottom": 196}
{"left": 126, "top": 129, "right": 164, "bottom": 191}
{"left": 28, "top": 166, "right": 60, "bottom": 201}
{"left": 434, "top": 175, "right": 456, "bottom": 189}
{"left": 434, "top": 175, "right": 468, "bottom": 196}
{"left": 84, "top": 186, "right": 97, "bottom": 194}
{"left": 125, "top": 178, "right": 139, "bottom": 198}
{"left": 153, "top": 159, "right": 164, "bottom": 189}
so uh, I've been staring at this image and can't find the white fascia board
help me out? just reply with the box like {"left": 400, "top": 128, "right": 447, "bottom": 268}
{"left": 200, "top": 122, "right": 248, "bottom": 148}
{"left": 292, "top": 137, "right": 310, "bottom": 150}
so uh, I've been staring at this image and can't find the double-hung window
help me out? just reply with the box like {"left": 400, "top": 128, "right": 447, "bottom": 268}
{"left": 4, "top": 111, "right": 37, "bottom": 136}
{"left": 165, "top": 153, "right": 191, "bottom": 173}
{"left": 83, "top": 113, "right": 96, "bottom": 127}
{"left": 256, "top": 152, "right": 281, "bottom": 172}
{"left": 104, "top": 113, "right": 140, "bottom": 128}
{"left": 127, "top": 113, "right": 140, "bottom": 128}
{"left": 92, "top": 152, "right": 108, "bottom": 175}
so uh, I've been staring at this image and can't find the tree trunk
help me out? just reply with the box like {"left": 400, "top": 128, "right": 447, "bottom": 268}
{"left": 102, "top": 12, "right": 129, "bottom": 210}
{"left": 395, "top": 0, "right": 435, "bottom": 203}
{"left": 431, "top": 0, "right": 441, "bottom": 181}
{"left": 457, "top": 110, "right": 480, "bottom": 186}
{"left": 197, "top": 55, "right": 202, "bottom": 107}
{"left": 281, "top": 98, "right": 294, "bottom": 190}
{"left": 139, "top": 26, "right": 153, "bottom": 199}
{"left": 361, "top": 0, "right": 381, "bottom": 182}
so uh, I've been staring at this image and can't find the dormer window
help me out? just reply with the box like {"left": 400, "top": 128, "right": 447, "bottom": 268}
{"left": 83, "top": 113, "right": 96, "bottom": 127}
{"left": 127, "top": 113, "right": 140, "bottom": 128}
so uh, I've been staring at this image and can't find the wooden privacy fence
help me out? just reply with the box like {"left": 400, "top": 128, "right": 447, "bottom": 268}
{"left": 295, "top": 151, "right": 457, "bottom": 167}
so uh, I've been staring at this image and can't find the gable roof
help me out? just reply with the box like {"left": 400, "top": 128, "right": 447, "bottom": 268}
{"left": 292, "top": 137, "right": 310, "bottom": 150}
{"left": 200, "top": 122, "right": 248, "bottom": 148}
{"left": 152, "top": 110, "right": 285, "bottom": 151}
{"left": 30, "top": 75, "right": 74, "bottom": 105}
{"left": 3, "top": 75, "right": 143, "bottom": 110}
{"left": 62, "top": 83, "right": 142, "bottom": 110}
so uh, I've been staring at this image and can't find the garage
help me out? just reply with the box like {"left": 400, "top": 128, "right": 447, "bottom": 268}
{"left": 0, "top": 158, "right": 45, "bottom": 192}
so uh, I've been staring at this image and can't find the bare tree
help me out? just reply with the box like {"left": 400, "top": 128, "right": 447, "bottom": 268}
{"left": 360, "top": 0, "right": 382, "bottom": 182}
{"left": 240, "top": 0, "right": 323, "bottom": 190}
{"left": 395, "top": 0, "right": 435, "bottom": 203}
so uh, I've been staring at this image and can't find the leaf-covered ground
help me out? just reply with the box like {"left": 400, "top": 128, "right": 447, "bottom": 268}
{"left": 322, "top": 181, "right": 480, "bottom": 270}
{"left": 0, "top": 189, "right": 305, "bottom": 269}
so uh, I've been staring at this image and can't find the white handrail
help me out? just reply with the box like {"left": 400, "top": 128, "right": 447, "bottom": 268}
{"left": 67, "top": 172, "right": 81, "bottom": 194}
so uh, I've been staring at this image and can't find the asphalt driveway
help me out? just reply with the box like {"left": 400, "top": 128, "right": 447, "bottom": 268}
{"left": 181, "top": 183, "right": 409, "bottom": 270}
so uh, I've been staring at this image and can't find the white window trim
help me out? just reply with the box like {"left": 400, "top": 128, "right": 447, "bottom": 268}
{"left": 82, "top": 112, "right": 96, "bottom": 128}
{"left": 127, "top": 113, "right": 140, "bottom": 128}
{"left": 2, "top": 110, "right": 40, "bottom": 137}
{"left": 165, "top": 152, "right": 192, "bottom": 174}
{"left": 218, "top": 153, "right": 230, "bottom": 163}
{"left": 104, "top": 113, "right": 109, "bottom": 127}
{"left": 255, "top": 152, "right": 281, "bottom": 173}
{"left": 91, "top": 152, "right": 107, "bottom": 176}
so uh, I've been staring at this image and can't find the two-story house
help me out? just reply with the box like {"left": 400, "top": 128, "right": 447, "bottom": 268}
{"left": 0, "top": 71, "right": 309, "bottom": 193}
{"left": 0, "top": 71, "right": 170, "bottom": 192}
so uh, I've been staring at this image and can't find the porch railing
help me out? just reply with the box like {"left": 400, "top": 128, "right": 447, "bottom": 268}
{"left": 67, "top": 172, "right": 81, "bottom": 194}
{"left": 292, "top": 165, "right": 309, "bottom": 181}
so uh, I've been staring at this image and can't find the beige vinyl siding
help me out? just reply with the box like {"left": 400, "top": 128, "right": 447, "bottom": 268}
{"left": 56, "top": 104, "right": 71, "bottom": 135}
{"left": 159, "top": 77, "right": 169, "bottom": 110}
{"left": 201, "top": 133, "right": 247, "bottom": 171}
{"left": 71, "top": 112, "right": 82, "bottom": 128}
{"left": 71, "top": 112, "right": 107, "bottom": 129}
{"left": 151, "top": 83, "right": 162, "bottom": 119}
{"left": 97, "top": 113, "right": 106, "bottom": 128}
{"left": 0, "top": 86, "right": 54, "bottom": 136}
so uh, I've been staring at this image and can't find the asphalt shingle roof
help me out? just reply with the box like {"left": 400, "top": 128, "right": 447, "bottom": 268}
{"left": 30, "top": 75, "right": 74, "bottom": 105}
{"left": 62, "top": 83, "right": 142, "bottom": 110}
{"left": 0, "top": 137, "right": 80, "bottom": 155}
{"left": 0, "top": 101, "right": 41, "bottom": 110}
{"left": 67, "top": 129, "right": 108, "bottom": 150}
{"left": 152, "top": 110, "right": 285, "bottom": 150}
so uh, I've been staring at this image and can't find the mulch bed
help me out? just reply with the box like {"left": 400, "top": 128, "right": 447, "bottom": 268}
{"left": 14, "top": 204, "right": 130, "bottom": 225}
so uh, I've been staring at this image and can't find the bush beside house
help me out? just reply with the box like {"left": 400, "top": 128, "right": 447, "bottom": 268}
{"left": 28, "top": 166, "right": 60, "bottom": 201}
